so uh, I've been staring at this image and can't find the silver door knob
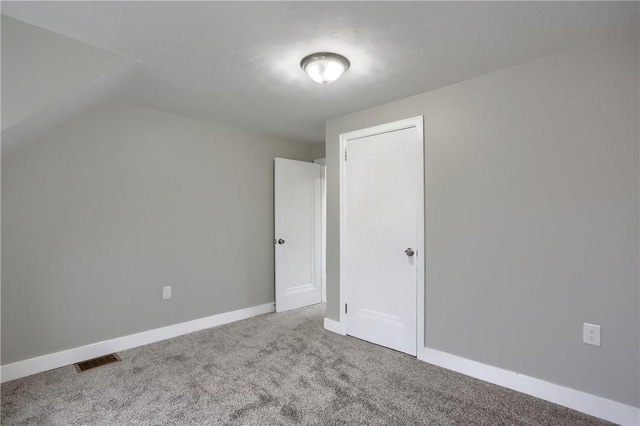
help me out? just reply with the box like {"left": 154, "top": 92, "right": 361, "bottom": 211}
{"left": 405, "top": 248, "right": 415, "bottom": 256}
{"left": 277, "top": 239, "right": 285, "bottom": 245}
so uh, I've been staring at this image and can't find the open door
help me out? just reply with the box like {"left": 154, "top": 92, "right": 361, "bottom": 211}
{"left": 274, "top": 158, "right": 322, "bottom": 312}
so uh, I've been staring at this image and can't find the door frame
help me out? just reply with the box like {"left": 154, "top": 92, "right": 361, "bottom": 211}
{"left": 313, "top": 158, "right": 327, "bottom": 303}
{"left": 338, "top": 116, "right": 425, "bottom": 358}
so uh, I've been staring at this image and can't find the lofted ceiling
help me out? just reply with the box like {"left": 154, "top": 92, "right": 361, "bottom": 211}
{"left": 2, "top": 1, "right": 637, "bottom": 146}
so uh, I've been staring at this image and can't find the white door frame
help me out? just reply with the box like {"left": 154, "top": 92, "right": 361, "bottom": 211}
{"left": 314, "top": 158, "right": 327, "bottom": 303}
{"left": 339, "top": 116, "right": 425, "bottom": 358}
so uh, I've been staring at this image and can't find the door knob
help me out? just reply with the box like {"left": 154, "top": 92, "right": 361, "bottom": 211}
{"left": 277, "top": 239, "right": 285, "bottom": 245}
{"left": 405, "top": 248, "right": 415, "bottom": 257}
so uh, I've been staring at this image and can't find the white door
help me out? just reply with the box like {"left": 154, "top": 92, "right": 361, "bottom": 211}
{"left": 341, "top": 118, "right": 424, "bottom": 356}
{"left": 274, "top": 158, "right": 322, "bottom": 312}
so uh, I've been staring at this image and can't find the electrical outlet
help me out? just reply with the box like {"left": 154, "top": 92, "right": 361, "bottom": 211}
{"left": 162, "top": 286, "right": 172, "bottom": 300}
{"left": 583, "top": 323, "right": 601, "bottom": 346}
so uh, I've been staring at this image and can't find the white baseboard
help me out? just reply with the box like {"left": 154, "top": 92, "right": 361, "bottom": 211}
{"left": 1, "top": 302, "right": 275, "bottom": 383}
{"left": 324, "top": 317, "right": 346, "bottom": 335}
{"left": 420, "top": 347, "right": 639, "bottom": 426}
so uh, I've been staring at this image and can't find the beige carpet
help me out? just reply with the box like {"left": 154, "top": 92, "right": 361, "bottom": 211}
{"left": 1, "top": 304, "right": 613, "bottom": 425}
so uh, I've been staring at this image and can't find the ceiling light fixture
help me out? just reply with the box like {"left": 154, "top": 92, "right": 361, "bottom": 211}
{"left": 300, "top": 52, "right": 350, "bottom": 85}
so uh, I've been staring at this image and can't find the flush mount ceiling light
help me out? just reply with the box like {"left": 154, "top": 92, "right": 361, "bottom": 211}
{"left": 300, "top": 52, "right": 350, "bottom": 84}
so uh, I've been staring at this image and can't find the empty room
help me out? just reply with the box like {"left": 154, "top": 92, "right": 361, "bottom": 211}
{"left": 1, "top": 1, "right": 638, "bottom": 425}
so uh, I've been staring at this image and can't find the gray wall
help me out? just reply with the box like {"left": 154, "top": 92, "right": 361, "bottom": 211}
{"left": 1, "top": 104, "right": 313, "bottom": 364}
{"left": 1, "top": 16, "right": 137, "bottom": 157}
{"left": 311, "top": 142, "right": 326, "bottom": 160}
{"left": 1, "top": 16, "right": 133, "bottom": 131}
{"left": 325, "top": 36, "right": 639, "bottom": 407}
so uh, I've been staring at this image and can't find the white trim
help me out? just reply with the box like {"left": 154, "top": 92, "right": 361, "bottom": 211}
{"left": 420, "top": 347, "right": 640, "bottom": 426}
{"left": 323, "top": 317, "right": 347, "bottom": 335}
{"left": 314, "top": 158, "right": 327, "bottom": 304}
{"left": 339, "top": 134, "right": 347, "bottom": 327}
{"left": 339, "top": 116, "right": 425, "bottom": 356}
{"left": 0, "top": 302, "right": 275, "bottom": 383}
{"left": 414, "top": 118, "right": 425, "bottom": 360}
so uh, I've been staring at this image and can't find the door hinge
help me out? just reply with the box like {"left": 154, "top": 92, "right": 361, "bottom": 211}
{"left": 345, "top": 303, "right": 348, "bottom": 314}
{"left": 344, "top": 148, "right": 347, "bottom": 161}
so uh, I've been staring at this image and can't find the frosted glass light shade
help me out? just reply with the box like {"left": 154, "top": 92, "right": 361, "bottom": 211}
{"left": 300, "top": 52, "right": 350, "bottom": 84}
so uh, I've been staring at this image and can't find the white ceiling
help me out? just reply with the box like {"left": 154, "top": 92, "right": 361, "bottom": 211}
{"left": 2, "top": 1, "right": 637, "bottom": 144}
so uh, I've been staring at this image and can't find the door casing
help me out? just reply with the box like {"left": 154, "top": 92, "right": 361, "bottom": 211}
{"left": 314, "top": 158, "right": 327, "bottom": 303}
{"left": 338, "top": 116, "right": 425, "bottom": 357}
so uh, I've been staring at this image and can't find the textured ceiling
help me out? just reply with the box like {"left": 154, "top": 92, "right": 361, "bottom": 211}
{"left": 2, "top": 1, "right": 637, "bottom": 144}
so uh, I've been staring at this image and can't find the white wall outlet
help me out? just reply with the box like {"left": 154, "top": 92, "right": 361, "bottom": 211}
{"left": 583, "top": 323, "right": 601, "bottom": 346}
{"left": 162, "top": 286, "right": 172, "bottom": 300}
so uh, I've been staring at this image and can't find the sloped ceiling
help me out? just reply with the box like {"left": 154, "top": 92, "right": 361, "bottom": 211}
{"left": 2, "top": 1, "right": 638, "bottom": 154}
{"left": 1, "top": 16, "right": 137, "bottom": 156}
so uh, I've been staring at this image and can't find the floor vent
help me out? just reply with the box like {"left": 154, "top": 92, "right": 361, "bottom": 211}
{"left": 74, "top": 353, "right": 121, "bottom": 372}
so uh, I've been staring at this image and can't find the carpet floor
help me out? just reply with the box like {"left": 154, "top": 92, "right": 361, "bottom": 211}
{"left": 1, "top": 304, "right": 613, "bottom": 425}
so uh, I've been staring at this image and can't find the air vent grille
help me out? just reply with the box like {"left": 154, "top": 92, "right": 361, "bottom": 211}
{"left": 74, "top": 353, "right": 121, "bottom": 372}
